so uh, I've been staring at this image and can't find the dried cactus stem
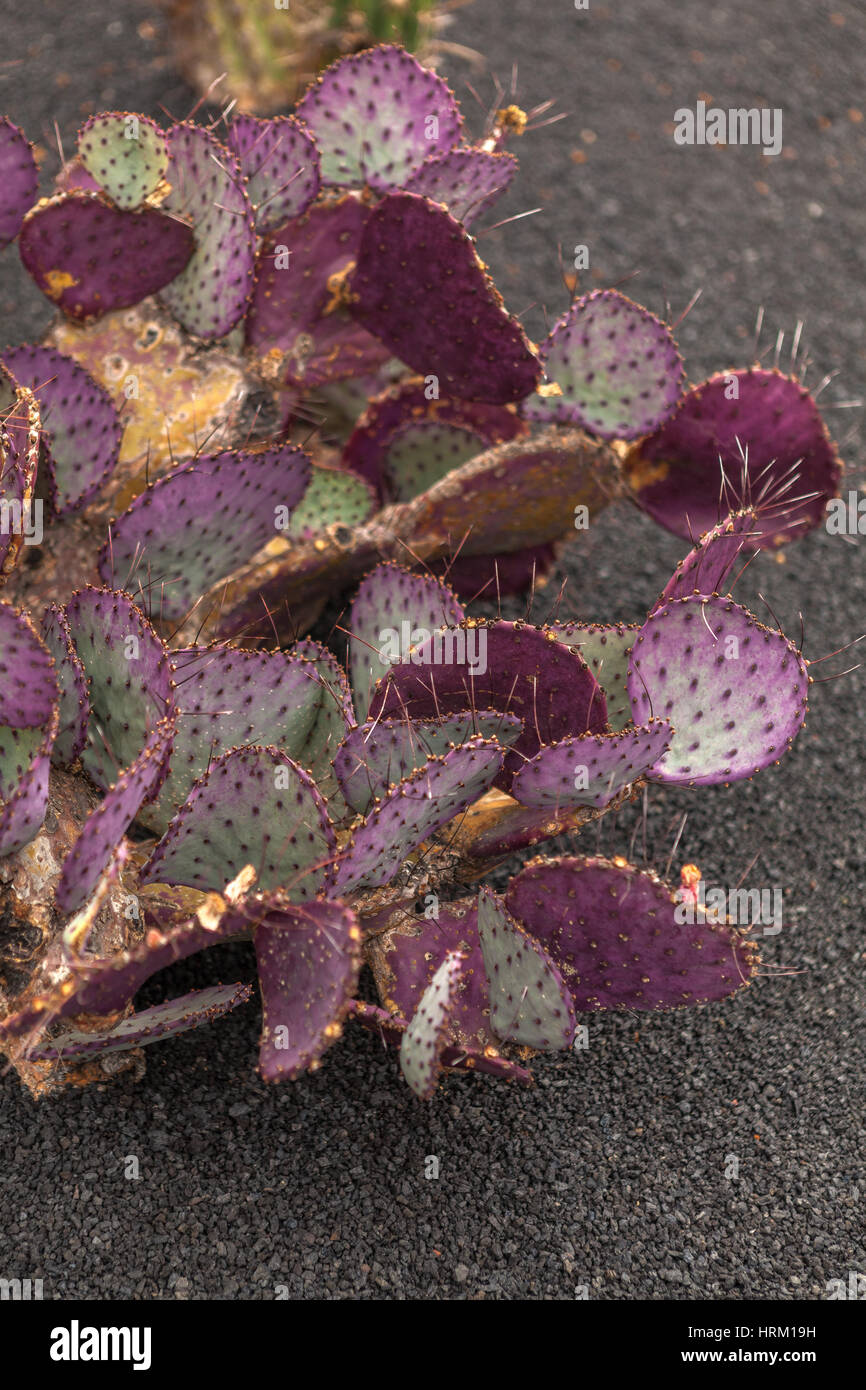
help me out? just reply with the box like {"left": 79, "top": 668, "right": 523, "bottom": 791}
{"left": 0, "top": 767, "right": 144, "bottom": 1097}
{"left": 180, "top": 430, "right": 619, "bottom": 644}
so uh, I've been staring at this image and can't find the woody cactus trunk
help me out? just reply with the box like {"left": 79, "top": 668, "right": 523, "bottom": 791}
{"left": 0, "top": 46, "right": 848, "bottom": 1100}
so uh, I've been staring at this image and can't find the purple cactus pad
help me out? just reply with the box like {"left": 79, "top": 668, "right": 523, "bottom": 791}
{"left": 295, "top": 45, "right": 462, "bottom": 191}
{"left": 245, "top": 195, "right": 391, "bottom": 388}
{"left": 56, "top": 718, "right": 174, "bottom": 914}
{"left": 334, "top": 711, "right": 522, "bottom": 813}
{"left": 0, "top": 741, "right": 52, "bottom": 857}
{"left": 333, "top": 737, "right": 503, "bottom": 895}
{"left": 0, "top": 382, "right": 39, "bottom": 579}
{"left": 627, "top": 595, "right": 809, "bottom": 785}
{"left": 254, "top": 898, "right": 362, "bottom": 1081}
{"left": 348, "top": 193, "right": 541, "bottom": 405}
{"left": 0, "top": 600, "right": 59, "bottom": 729}
{"left": 0, "top": 897, "right": 273, "bottom": 1040}
{"left": 402, "top": 429, "right": 614, "bottom": 560}
{"left": 404, "top": 147, "right": 518, "bottom": 226}
{"left": 159, "top": 123, "right": 256, "bottom": 340}
{"left": 225, "top": 113, "right": 320, "bottom": 233}
{"left": 146, "top": 644, "right": 322, "bottom": 834}
{"left": 367, "top": 900, "right": 493, "bottom": 1048}
{"left": 18, "top": 190, "right": 195, "bottom": 320}
{"left": 26, "top": 983, "right": 253, "bottom": 1060}
{"left": 40, "top": 604, "right": 90, "bottom": 765}
{"left": 285, "top": 639, "right": 355, "bottom": 812}
{"left": 511, "top": 720, "right": 674, "bottom": 810}
{"left": 2, "top": 344, "right": 122, "bottom": 512}
{"left": 434, "top": 545, "right": 556, "bottom": 603}
{"left": 506, "top": 855, "right": 760, "bottom": 1010}
{"left": 98, "top": 443, "right": 312, "bottom": 620}
{"left": 348, "top": 560, "right": 464, "bottom": 718}
{"left": 549, "top": 621, "right": 639, "bottom": 733}
{"left": 655, "top": 509, "right": 758, "bottom": 610}
{"left": 64, "top": 585, "right": 176, "bottom": 790}
{"left": 0, "top": 117, "right": 38, "bottom": 247}
{"left": 369, "top": 619, "right": 607, "bottom": 792}
{"left": 623, "top": 369, "right": 841, "bottom": 546}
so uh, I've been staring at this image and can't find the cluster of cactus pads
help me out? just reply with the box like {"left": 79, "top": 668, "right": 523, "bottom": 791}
{"left": 0, "top": 46, "right": 845, "bottom": 1097}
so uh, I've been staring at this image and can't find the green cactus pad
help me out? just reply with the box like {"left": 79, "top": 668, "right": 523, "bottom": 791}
{"left": 0, "top": 742, "right": 52, "bottom": 857}
{"left": 341, "top": 377, "right": 524, "bottom": 502}
{"left": 63, "top": 586, "right": 176, "bottom": 791}
{"left": 0, "top": 602, "right": 57, "bottom": 853}
{"left": 77, "top": 112, "right": 169, "bottom": 211}
{"left": 348, "top": 560, "right": 464, "bottom": 719}
{"left": 522, "top": 289, "right": 684, "bottom": 439}
{"left": 550, "top": 622, "right": 639, "bottom": 733}
{"left": 400, "top": 950, "right": 464, "bottom": 1099}
{"left": 0, "top": 116, "right": 38, "bottom": 247}
{"left": 334, "top": 710, "right": 522, "bottom": 814}
{"left": 0, "top": 723, "right": 43, "bottom": 803}
{"left": 333, "top": 737, "right": 503, "bottom": 895}
{"left": 142, "top": 644, "right": 323, "bottom": 835}
{"left": 288, "top": 463, "right": 377, "bottom": 539}
{"left": 477, "top": 886, "right": 576, "bottom": 1050}
{"left": 141, "top": 745, "right": 336, "bottom": 898}
{"left": 288, "top": 638, "right": 355, "bottom": 818}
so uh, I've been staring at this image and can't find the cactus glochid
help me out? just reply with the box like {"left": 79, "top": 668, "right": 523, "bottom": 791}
{"left": 0, "top": 45, "right": 849, "bottom": 1099}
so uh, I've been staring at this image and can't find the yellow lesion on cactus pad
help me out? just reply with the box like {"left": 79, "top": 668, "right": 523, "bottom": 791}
{"left": 42, "top": 269, "right": 78, "bottom": 299}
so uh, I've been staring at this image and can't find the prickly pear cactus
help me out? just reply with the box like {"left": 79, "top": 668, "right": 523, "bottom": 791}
{"left": 0, "top": 45, "right": 848, "bottom": 1100}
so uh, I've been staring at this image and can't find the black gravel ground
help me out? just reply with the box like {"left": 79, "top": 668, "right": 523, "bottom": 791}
{"left": 0, "top": 0, "right": 863, "bottom": 1302}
